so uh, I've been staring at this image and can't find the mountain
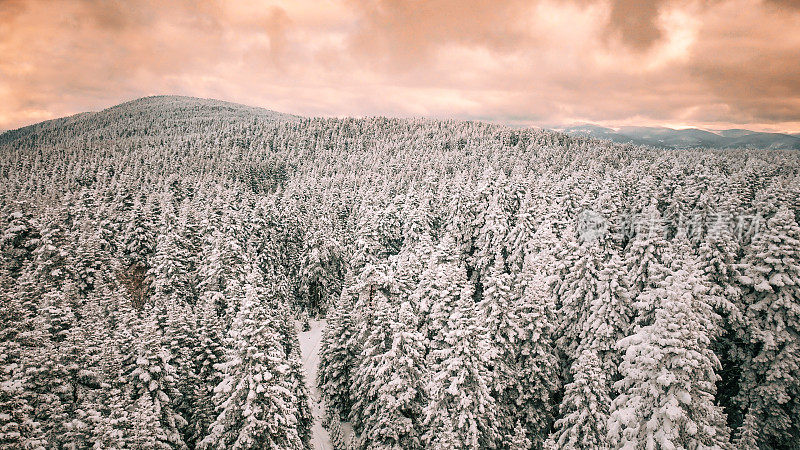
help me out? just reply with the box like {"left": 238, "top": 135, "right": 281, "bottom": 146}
{"left": 560, "top": 124, "right": 632, "bottom": 143}
{"left": 0, "top": 95, "right": 298, "bottom": 146}
{"left": 717, "top": 129, "right": 756, "bottom": 138}
{"left": 5, "top": 98, "right": 797, "bottom": 150}
{"left": 561, "top": 124, "right": 800, "bottom": 150}
{"left": 618, "top": 126, "right": 724, "bottom": 148}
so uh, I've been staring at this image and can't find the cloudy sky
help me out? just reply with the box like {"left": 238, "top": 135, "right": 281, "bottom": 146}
{"left": 1, "top": 0, "right": 799, "bottom": 132}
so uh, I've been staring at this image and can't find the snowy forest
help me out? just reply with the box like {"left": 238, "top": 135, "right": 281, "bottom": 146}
{"left": 1, "top": 95, "right": 799, "bottom": 449}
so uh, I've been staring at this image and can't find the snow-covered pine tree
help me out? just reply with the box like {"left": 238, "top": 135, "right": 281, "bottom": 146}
{"left": 267, "top": 302, "right": 313, "bottom": 449}
{"left": 514, "top": 265, "right": 561, "bottom": 448}
{"left": 149, "top": 224, "right": 196, "bottom": 307}
{"left": 350, "top": 261, "right": 391, "bottom": 340}
{"left": 318, "top": 289, "right": 359, "bottom": 420}
{"left": 196, "top": 218, "right": 249, "bottom": 320}
{"left": 200, "top": 286, "right": 304, "bottom": 449}
{"left": 580, "top": 248, "right": 631, "bottom": 386}
{"left": 70, "top": 222, "right": 104, "bottom": 296}
{"left": 351, "top": 300, "right": 427, "bottom": 449}
{"left": 422, "top": 278, "right": 498, "bottom": 449}
{"left": 415, "top": 233, "right": 470, "bottom": 363}
{"left": 608, "top": 264, "right": 731, "bottom": 449}
{"left": 285, "top": 345, "right": 313, "bottom": 449}
{"left": 350, "top": 204, "right": 392, "bottom": 275}
{"left": 689, "top": 209, "right": 745, "bottom": 431}
{"left": 298, "top": 223, "right": 345, "bottom": 316}
{"left": 506, "top": 191, "right": 540, "bottom": 273}
{"left": 120, "top": 196, "right": 157, "bottom": 268}
{"left": 510, "top": 421, "right": 533, "bottom": 450}
{"left": 478, "top": 253, "right": 522, "bottom": 446}
{"left": 526, "top": 218, "right": 561, "bottom": 280}
{"left": 1, "top": 206, "right": 40, "bottom": 278}
{"left": 127, "top": 394, "right": 173, "bottom": 450}
{"left": 554, "top": 239, "right": 606, "bottom": 364}
{"left": 90, "top": 388, "right": 131, "bottom": 449}
{"left": 0, "top": 275, "right": 46, "bottom": 449}
{"left": 390, "top": 191, "right": 436, "bottom": 298}
{"left": 625, "top": 199, "right": 670, "bottom": 296}
{"left": 733, "top": 206, "right": 800, "bottom": 448}
{"left": 472, "top": 190, "right": 511, "bottom": 286}
{"left": 189, "top": 301, "right": 226, "bottom": 446}
{"left": 23, "top": 281, "right": 97, "bottom": 448}
{"left": 128, "top": 307, "right": 188, "bottom": 449}
{"left": 349, "top": 296, "right": 395, "bottom": 432}
{"left": 328, "top": 411, "right": 346, "bottom": 450}
{"left": 32, "top": 209, "right": 75, "bottom": 295}
{"left": 400, "top": 188, "right": 435, "bottom": 255}
{"left": 548, "top": 349, "right": 610, "bottom": 449}
{"left": 162, "top": 303, "right": 202, "bottom": 447}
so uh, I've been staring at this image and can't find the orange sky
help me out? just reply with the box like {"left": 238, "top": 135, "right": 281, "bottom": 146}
{"left": 1, "top": 0, "right": 800, "bottom": 132}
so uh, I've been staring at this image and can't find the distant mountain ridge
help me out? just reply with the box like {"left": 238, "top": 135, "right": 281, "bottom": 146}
{"left": 0, "top": 95, "right": 298, "bottom": 146}
{"left": 561, "top": 124, "right": 800, "bottom": 150}
{"left": 2, "top": 96, "right": 798, "bottom": 150}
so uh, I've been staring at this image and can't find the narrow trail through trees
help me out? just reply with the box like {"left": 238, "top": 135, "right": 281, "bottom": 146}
{"left": 299, "top": 319, "right": 333, "bottom": 450}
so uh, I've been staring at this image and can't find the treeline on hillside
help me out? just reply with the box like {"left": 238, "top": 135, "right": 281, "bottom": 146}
{"left": 1, "top": 96, "right": 799, "bottom": 449}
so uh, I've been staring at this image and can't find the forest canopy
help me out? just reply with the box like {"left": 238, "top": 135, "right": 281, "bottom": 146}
{"left": 1, "top": 96, "right": 799, "bottom": 449}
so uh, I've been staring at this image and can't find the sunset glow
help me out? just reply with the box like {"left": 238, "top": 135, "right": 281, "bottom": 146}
{"left": 1, "top": 0, "right": 799, "bottom": 131}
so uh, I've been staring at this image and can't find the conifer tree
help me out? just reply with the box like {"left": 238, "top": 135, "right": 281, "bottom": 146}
{"left": 422, "top": 281, "right": 498, "bottom": 449}
{"left": 127, "top": 395, "right": 173, "bottom": 450}
{"left": 351, "top": 300, "right": 426, "bottom": 449}
{"left": 478, "top": 253, "right": 522, "bottom": 445}
{"left": 121, "top": 197, "right": 156, "bottom": 268}
{"left": 473, "top": 191, "right": 511, "bottom": 283}
{"left": 515, "top": 266, "right": 561, "bottom": 448}
{"left": 190, "top": 302, "right": 226, "bottom": 445}
{"left": 73, "top": 224, "right": 112, "bottom": 296}
{"left": 625, "top": 199, "right": 670, "bottom": 295}
{"left": 0, "top": 333, "right": 46, "bottom": 449}
{"left": 580, "top": 248, "right": 631, "bottom": 386}
{"left": 526, "top": 218, "right": 561, "bottom": 279}
{"left": 401, "top": 188, "right": 435, "bottom": 254}
{"left": 554, "top": 240, "right": 606, "bottom": 361}
{"left": 129, "top": 308, "right": 188, "bottom": 450}
{"left": 734, "top": 207, "right": 800, "bottom": 447}
{"left": 318, "top": 291, "right": 359, "bottom": 419}
{"left": 510, "top": 421, "right": 532, "bottom": 450}
{"left": 548, "top": 349, "right": 610, "bottom": 449}
{"left": 415, "top": 233, "right": 470, "bottom": 361}
{"left": 200, "top": 286, "right": 304, "bottom": 449}
{"left": 150, "top": 226, "right": 196, "bottom": 306}
{"left": 298, "top": 224, "right": 345, "bottom": 315}
{"left": 90, "top": 390, "right": 130, "bottom": 449}
{"left": 609, "top": 266, "right": 731, "bottom": 449}
{"left": 267, "top": 302, "right": 313, "bottom": 449}
{"left": 1, "top": 207, "right": 40, "bottom": 278}
{"left": 506, "top": 191, "right": 540, "bottom": 272}
{"left": 24, "top": 282, "right": 102, "bottom": 448}
{"left": 163, "top": 304, "right": 201, "bottom": 447}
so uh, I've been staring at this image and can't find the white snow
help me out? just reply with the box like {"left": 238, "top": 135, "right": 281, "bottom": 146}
{"left": 299, "top": 319, "right": 333, "bottom": 450}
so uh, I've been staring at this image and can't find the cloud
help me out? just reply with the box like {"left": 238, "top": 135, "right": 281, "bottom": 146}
{"left": 687, "top": 0, "right": 800, "bottom": 123}
{"left": 605, "top": 0, "right": 667, "bottom": 49}
{"left": 345, "top": 0, "right": 537, "bottom": 68}
{"left": 0, "top": 0, "right": 799, "bottom": 132}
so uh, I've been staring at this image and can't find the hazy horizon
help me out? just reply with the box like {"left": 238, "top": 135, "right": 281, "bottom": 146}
{"left": 2, "top": 94, "right": 799, "bottom": 137}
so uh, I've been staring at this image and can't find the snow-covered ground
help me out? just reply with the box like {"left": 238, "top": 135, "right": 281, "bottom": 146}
{"left": 299, "top": 319, "right": 333, "bottom": 450}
